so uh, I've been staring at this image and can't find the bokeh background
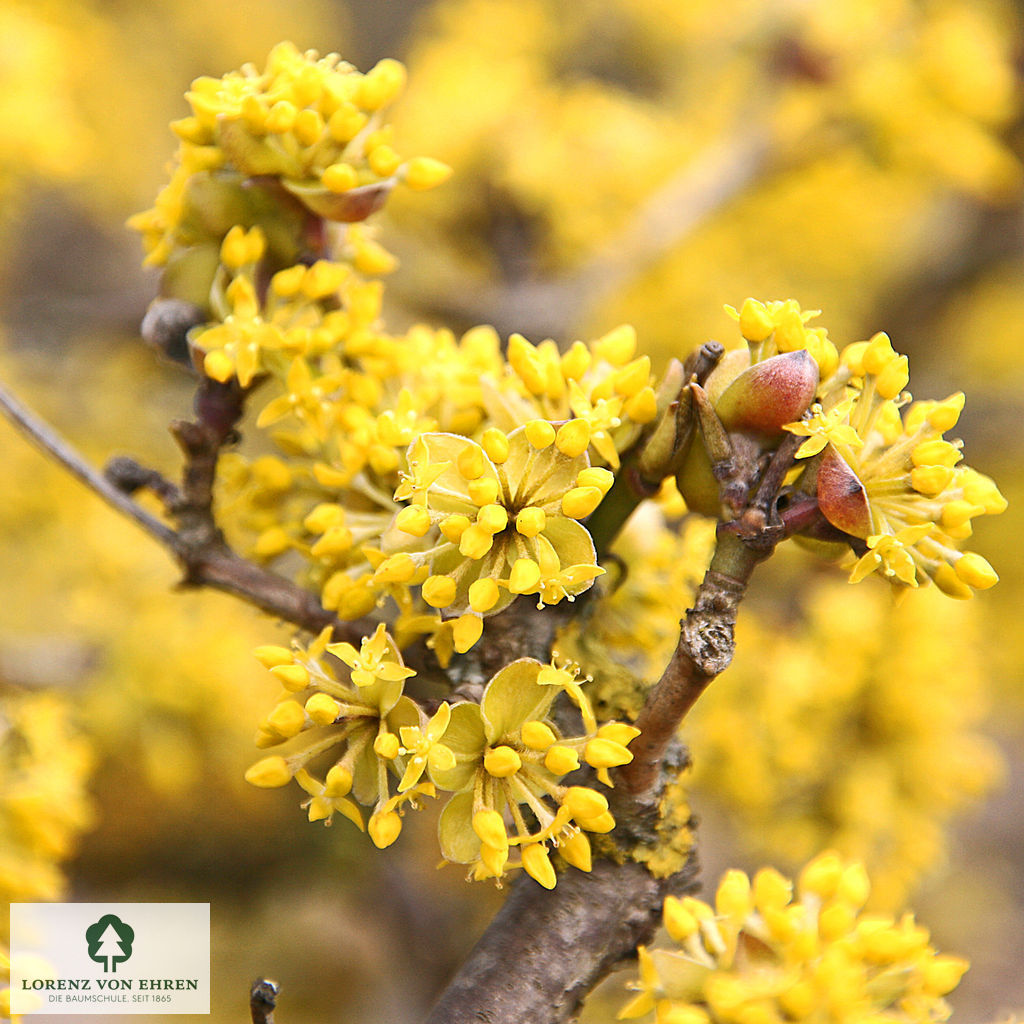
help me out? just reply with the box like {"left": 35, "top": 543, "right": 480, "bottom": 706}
{"left": 2, "top": 1, "right": 1022, "bottom": 1022}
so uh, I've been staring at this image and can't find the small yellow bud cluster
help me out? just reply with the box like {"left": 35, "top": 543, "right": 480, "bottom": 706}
{"left": 777, "top": 315, "right": 1007, "bottom": 596}
{"left": 621, "top": 853, "right": 969, "bottom": 1024}
{"left": 503, "top": 327, "right": 658, "bottom": 469}
{"left": 130, "top": 43, "right": 450, "bottom": 270}
{"left": 727, "top": 298, "right": 839, "bottom": 378}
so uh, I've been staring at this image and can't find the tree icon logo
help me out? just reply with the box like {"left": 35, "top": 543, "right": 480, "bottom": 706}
{"left": 85, "top": 914, "right": 135, "bottom": 973}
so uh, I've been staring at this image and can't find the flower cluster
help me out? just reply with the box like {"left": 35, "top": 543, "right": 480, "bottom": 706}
{"left": 775, "top": 309, "right": 1007, "bottom": 596}
{"left": 1, "top": 687, "right": 95, "bottom": 1023}
{"left": 384, "top": 426, "right": 612, "bottom": 651}
{"left": 1, "top": 690, "right": 94, "bottom": 904}
{"left": 672, "top": 300, "right": 1006, "bottom": 598}
{"left": 132, "top": 48, "right": 1005, "bottom": 907}
{"left": 129, "top": 42, "right": 450, "bottom": 280}
{"left": 245, "top": 635, "right": 637, "bottom": 887}
{"left": 620, "top": 853, "right": 969, "bottom": 1024}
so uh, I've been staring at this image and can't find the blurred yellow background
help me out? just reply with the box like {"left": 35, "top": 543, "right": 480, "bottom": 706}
{"left": 1, "top": 1, "right": 1022, "bottom": 1021}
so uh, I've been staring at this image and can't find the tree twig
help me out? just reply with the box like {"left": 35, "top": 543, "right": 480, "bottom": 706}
{"left": 0, "top": 377, "right": 367, "bottom": 643}
{"left": 0, "top": 378, "right": 179, "bottom": 546}
{"left": 249, "top": 979, "right": 278, "bottom": 1024}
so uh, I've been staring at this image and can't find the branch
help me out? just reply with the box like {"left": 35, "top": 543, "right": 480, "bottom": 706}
{"left": 0, "top": 377, "right": 178, "bottom": 548}
{"left": 619, "top": 558, "right": 751, "bottom": 798}
{"left": 424, "top": 853, "right": 699, "bottom": 1024}
{"left": 0, "top": 376, "right": 367, "bottom": 643}
{"left": 249, "top": 979, "right": 278, "bottom": 1024}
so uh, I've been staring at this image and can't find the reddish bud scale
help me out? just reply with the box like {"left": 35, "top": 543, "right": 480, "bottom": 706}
{"left": 815, "top": 448, "right": 871, "bottom": 538}
{"left": 715, "top": 351, "right": 819, "bottom": 437}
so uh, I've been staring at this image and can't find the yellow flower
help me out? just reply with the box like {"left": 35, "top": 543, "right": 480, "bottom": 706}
{"left": 388, "top": 426, "right": 608, "bottom": 622}
{"left": 432, "top": 659, "right": 630, "bottom": 884}
{"left": 620, "top": 857, "right": 969, "bottom": 1024}
{"left": 397, "top": 702, "right": 456, "bottom": 791}
{"left": 790, "top": 336, "right": 1006, "bottom": 595}
{"left": 327, "top": 623, "right": 416, "bottom": 688}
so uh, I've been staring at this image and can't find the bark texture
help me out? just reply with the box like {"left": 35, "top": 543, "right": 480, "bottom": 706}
{"left": 424, "top": 854, "right": 699, "bottom": 1024}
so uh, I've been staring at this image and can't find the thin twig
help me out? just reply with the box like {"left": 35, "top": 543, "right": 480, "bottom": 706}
{"left": 0, "top": 377, "right": 367, "bottom": 643}
{"left": 619, "top": 555, "right": 752, "bottom": 798}
{"left": 0, "top": 378, "right": 178, "bottom": 546}
{"left": 249, "top": 979, "right": 278, "bottom": 1024}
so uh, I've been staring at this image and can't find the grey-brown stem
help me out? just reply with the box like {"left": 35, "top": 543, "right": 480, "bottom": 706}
{"left": 423, "top": 854, "right": 699, "bottom": 1024}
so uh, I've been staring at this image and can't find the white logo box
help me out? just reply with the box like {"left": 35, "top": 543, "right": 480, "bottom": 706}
{"left": 10, "top": 903, "right": 210, "bottom": 1015}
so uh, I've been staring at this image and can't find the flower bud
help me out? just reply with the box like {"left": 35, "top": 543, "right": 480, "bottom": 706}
{"left": 481, "top": 428, "right": 510, "bottom": 463}
{"left": 303, "top": 694, "right": 341, "bottom": 730}
{"left": 368, "top": 810, "right": 402, "bottom": 849}
{"left": 737, "top": 297, "right": 775, "bottom": 342}
{"left": 472, "top": 809, "right": 508, "bottom": 850}
{"left": 484, "top": 745, "right": 522, "bottom": 777}
{"left": 714, "top": 350, "right": 819, "bottom": 437}
{"left": 324, "top": 765, "right": 354, "bottom": 797}
{"left": 465, "top": 577, "right": 499, "bottom": 613}
{"left": 544, "top": 745, "right": 581, "bottom": 775}
{"left": 584, "top": 737, "right": 634, "bottom": 769}
{"left": 525, "top": 419, "right": 556, "bottom": 449}
{"left": 254, "top": 645, "right": 294, "bottom": 669}
{"left": 715, "top": 870, "right": 753, "bottom": 919}
{"left": 396, "top": 504, "right": 432, "bottom": 536}
{"left": 404, "top": 156, "right": 453, "bottom": 191}
{"left": 452, "top": 613, "right": 483, "bottom": 653}
{"left": 521, "top": 843, "right": 557, "bottom": 889}
{"left": 480, "top": 841, "right": 509, "bottom": 877}
{"left": 664, "top": 895, "right": 699, "bottom": 943}
{"left": 245, "top": 755, "right": 293, "bottom": 788}
{"left": 954, "top": 552, "right": 998, "bottom": 590}
{"left": 270, "top": 663, "right": 311, "bottom": 691}
{"left": 266, "top": 700, "right": 306, "bottom": 739}
{"left": 558, "top": 831, "right": 592, "bottom": 872}
{"left": 509, "top": 558, "right": 542, "bottom": 594}
{"left": 597, "top": 722, "right": 641, "bottom": 747}
{"left": 563, "top": 786, "right": 608, "bottom": 820}
{"left": 422, "top": 574, "right": 457, "bottom": 608}
{"left": 521, "top": 720, "right": 556, "bottom": 750}
{"left": 561, "top": 486, "right": 604, "bottom": 519}
{"left": 922, "top": 956, "right": 970, "bottom": 996}
{"left": 374, "top": 732, "right": 400, "bottom": 759}
{"left": 515, "top": 506, "right": 546, "bottom": 538}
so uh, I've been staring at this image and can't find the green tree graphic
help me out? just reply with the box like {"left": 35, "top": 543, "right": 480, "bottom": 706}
{"left": 86, "top": 915, "right": 134, "bottom": 973}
